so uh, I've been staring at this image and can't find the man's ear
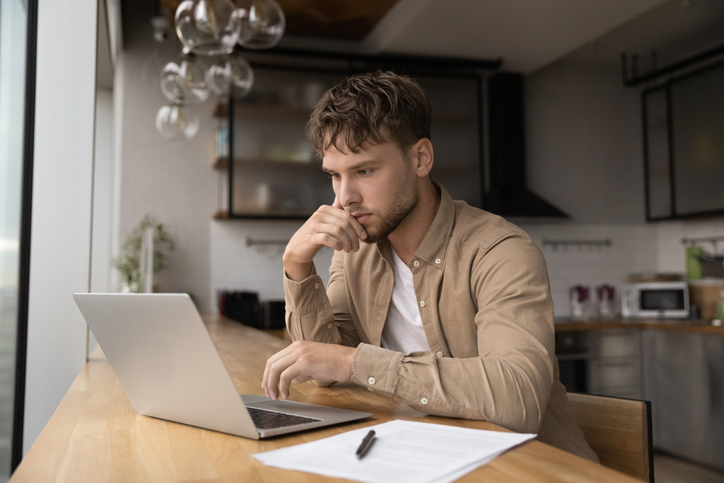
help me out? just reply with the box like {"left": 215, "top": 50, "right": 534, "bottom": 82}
{"left": 410, "top": 138, "right": 434, "bottom": 177}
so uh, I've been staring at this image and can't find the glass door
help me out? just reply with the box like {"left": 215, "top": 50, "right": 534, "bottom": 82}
{"left": 0, "top": 0, "right": 33, "bottom": 478}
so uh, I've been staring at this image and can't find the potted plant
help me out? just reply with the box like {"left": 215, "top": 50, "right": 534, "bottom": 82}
{"left": 113, "top": 215, "right": 174, "bottom": 292}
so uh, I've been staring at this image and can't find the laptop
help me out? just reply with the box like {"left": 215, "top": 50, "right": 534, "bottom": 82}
{"left": 73, "top": 293, "right": 371, "bottom": 439}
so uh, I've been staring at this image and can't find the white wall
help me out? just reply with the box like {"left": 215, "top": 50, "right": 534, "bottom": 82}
{"left": 24, "top": 0, "right": 98, "bottom": 455}
{"left": 117, "top": 9, "right": 217, "bottom": 311}
{"left": 110, "top": 40, "right": 124, "bottom": 294}
{"left": 211, "top": 220, "right": 333, "bottom": 307}
{"left": 90, "top": 88, "right": 114, "bottom": 295}
{"left": 517, "top": 222, "right": 658, "bottom": 317}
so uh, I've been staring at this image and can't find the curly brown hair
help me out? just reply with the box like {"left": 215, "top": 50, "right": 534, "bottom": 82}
{"left": 306, "top": 71, "right": 431, "bottom": 157}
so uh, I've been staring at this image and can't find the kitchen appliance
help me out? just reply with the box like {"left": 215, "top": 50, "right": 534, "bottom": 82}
{"left": 555, "top": 331, "right": 588, "bottom": 393}
{"left": 621, "top": 281, "right": 689, "bottom": 318}
{"left": 596, "top": 284, "right": 615, "bottom": 318}
{"left": 569, "top": 285, "right": 590, "bottom": 319}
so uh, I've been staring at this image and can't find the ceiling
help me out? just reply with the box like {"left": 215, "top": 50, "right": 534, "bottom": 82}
{"left": 156, "top": 0, "right": 724, "bottom": 74}
{"left": 282, "top": 0, "right": 724, "bottom": 74}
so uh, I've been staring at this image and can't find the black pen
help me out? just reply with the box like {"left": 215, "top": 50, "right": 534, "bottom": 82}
{"left": 355, "top": 430, "right": 376, "bottom": 459}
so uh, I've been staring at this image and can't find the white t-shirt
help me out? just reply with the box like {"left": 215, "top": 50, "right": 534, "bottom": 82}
{"left": 380, "top": 249, "right": 432, "bottom": 353}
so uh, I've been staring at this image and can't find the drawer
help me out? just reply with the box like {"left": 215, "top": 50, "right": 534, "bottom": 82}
{"left": 588, "top": 358, "right": 641, "bottom": 389}
{"left": 590, "top": 330, "right": 641, "bottom": 358}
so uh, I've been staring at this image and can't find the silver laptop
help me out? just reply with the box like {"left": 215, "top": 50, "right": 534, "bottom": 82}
{"left": 73, "top": 293, "right": 371, "bottom": 439}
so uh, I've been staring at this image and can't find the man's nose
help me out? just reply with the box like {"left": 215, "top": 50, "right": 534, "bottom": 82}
{"left": 337, "top": 177, "right": 361, "bottom": 207}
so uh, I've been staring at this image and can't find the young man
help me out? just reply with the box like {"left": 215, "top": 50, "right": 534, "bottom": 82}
{"left": 261, "top": 71, "right": 597, "bottom": 462}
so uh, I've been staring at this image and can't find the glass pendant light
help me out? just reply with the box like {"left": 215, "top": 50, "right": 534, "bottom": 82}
{"left": 175, "top": 0, "right": 242, "bottom": 56}
{"left": 237, "top": 0, "right": 285, "bottom": 50}
{"left": 206, "top": 54, "right": 255, "bottom": 100}
{"left": 159, "top": 52, "right": 210, "bottom": 104}
{"left": 156, "top": 103, "right": 200, "bottom": 140}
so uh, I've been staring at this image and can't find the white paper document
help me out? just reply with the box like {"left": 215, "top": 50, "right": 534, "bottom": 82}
{"left": 253, "top": 420, "right": 536, "bottom": 483}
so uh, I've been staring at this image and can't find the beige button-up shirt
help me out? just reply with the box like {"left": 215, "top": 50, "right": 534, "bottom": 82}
{"left": 284, "top": 185, "right": 598, "bottom": 462}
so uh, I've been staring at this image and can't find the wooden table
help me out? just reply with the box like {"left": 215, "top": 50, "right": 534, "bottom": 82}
{"left": 10, "top": 315, "right": 637, "bottom": 482}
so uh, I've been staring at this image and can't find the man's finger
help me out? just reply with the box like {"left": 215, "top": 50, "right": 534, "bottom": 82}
{"left": 279, "top": 365, "right": 304, "bottom": 400}
{"left": 318, "top": 202, "right": 367, "bottom": 243}
{"left": 262, "top": 346, "right": 293, "bottom": 394}
{"left": 318, "top": 223, "right": 358, "bottom": 253}
{"left": 325, "top": 208, "right": 366, "bottom": 247}
{"left": 266, "top": 353, "right": 298, "bottom": 400}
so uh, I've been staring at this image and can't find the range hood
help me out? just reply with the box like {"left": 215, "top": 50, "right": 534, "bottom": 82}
{"left": 486, "top": 73, "right": 569, "bottom": 219}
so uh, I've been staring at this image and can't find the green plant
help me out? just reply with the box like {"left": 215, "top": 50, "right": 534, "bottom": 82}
{"left": 113, "top": 215, "right": 174, "bottom": 292}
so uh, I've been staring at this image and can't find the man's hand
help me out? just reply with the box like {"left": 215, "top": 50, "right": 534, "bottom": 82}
{"left": 262, "top": 340, "right": 356, "bottom": 400}
{"left": 283, "top": 198, "right": 367, "bottom": 281}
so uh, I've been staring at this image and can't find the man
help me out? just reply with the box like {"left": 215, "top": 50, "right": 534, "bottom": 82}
{"left": 261, "top": 71, "right": 597, "bottom": 462}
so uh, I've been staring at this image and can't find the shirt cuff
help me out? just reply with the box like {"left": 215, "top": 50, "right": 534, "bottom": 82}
{"left": 283, "top": 267, "right": 327, "bottom": 314}
{"left": 350, "top": 343, "right": 403, "bottom": 395}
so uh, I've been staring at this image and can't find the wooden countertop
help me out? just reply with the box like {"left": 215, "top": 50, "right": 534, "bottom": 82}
{"left": 555, "top": 317, "right": 724, "bottom": 334}
{"left": 10, "top": 315, "right": 637, "bottom": 482}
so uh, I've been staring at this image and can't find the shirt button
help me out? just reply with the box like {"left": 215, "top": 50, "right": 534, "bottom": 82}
{"left": 419, "top": 301, "right": 426, "bottom": 308}
{"left": 421, "top": 397, "right": 428, "bottom": 405}
{"left": 436, "top": 351, "right": 443, "bottom": 358}
{"left": 413, "top": 260, "right": 420, "bottom": 268}
{"left": 327, "top": 323, "right": 333, "bottom": 329}
{"left": 368, "top": 377, "right": 376, "bottom": 385}
{"left": 367, "top": 387, "right": 374, "bottom": 392}
{"left": 314, "top": 283, "right": 320, "bottom": 289}
{"left": 435, "top": 258, "right": 441, "bottom": 264}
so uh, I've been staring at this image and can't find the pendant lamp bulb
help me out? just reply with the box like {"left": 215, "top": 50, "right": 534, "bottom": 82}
{"left": 159, "top": 52, "right": 210, "bottom": 104}
{"left": 194, "top": 0, "right": 218, "bottom": 35}
{"left": 156, "top": 104, "right": 200, "bottom": 140}
{"left": 207, "top": 54, "right": 254, "bottom": 100}
{"left": 237, "top": 0, "right": 285, "bottom": 50}
{"left": 175, "top": 0, "right": 241, "bottom": 55}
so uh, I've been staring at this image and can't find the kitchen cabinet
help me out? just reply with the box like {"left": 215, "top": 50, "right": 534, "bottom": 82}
{"left": 587, "top": 329, "right": 642, "bottom": 399}
{"left": 642, "top": 60, "right": 724, "bottom": 220}
{"left": 219, "top": 58, "right": 484, "bottom": 219}
{"left": 642, "top": 330, "right": 724, "bottom": 471}
{"left": 227, "top": 68, "right": 340, "bottom": 218}
{"left": 556, "top": 321, "right": 724, "bottom": 469}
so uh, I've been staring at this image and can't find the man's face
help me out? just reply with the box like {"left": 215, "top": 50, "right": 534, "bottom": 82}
{"left": 322, "top": 140, "right": 419, "bottom": 244}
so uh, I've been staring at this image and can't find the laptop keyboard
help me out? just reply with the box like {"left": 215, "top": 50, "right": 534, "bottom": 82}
{"left": 247, "top": 406, "right": 321, "bottom": 430}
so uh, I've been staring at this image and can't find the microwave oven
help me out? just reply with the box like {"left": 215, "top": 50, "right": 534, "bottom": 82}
{"left": 621, "top": 281, "right": 689, "bottom": 318}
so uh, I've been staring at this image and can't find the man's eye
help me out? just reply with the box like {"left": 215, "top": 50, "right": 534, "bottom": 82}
{"left": 328, "top": 174, "right": 340, "bottom": 180}
{"left": 358, "top": 169, "right": 373, "bottom": 176}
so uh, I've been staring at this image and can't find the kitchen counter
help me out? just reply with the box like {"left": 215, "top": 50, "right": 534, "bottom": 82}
{"left": 554, "top": 317, "right": 724, "bottom": 334}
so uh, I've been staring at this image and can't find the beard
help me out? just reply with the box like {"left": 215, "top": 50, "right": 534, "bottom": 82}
{"left": 358, "top": 169, "right": 419, "bottom": 244}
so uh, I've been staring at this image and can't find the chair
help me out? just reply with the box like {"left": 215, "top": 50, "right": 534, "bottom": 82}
{"left": 567, "top": 392, "right": 654, "bottom": 482}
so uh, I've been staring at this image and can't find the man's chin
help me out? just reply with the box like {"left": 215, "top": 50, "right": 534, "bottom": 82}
{"left": 361, "top": 228, "right": 383, "bottom": 244}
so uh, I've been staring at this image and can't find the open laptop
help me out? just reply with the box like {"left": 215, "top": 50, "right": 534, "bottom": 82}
{"left": 73, "top": 293, "right": 371, "bottom": 439}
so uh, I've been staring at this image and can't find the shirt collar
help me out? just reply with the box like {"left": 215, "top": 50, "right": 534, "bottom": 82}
{"left": 375, "top": 183, "right": 456, "bottom": 270}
